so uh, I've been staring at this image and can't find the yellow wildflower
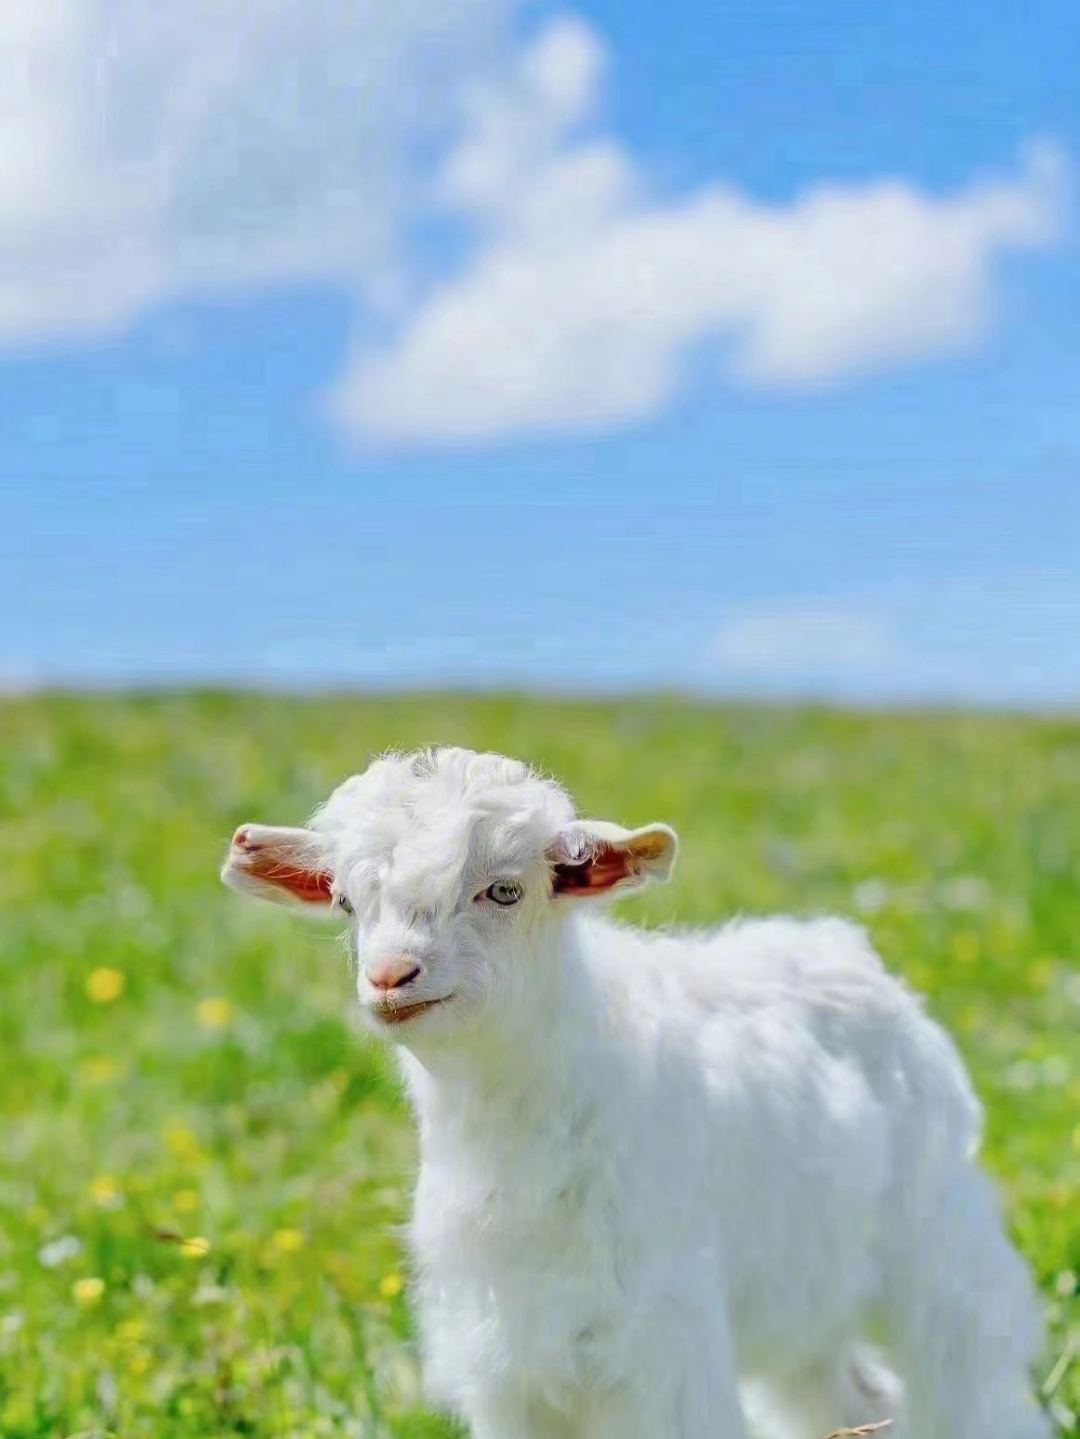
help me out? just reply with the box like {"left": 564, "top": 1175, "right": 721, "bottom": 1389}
{"left": 80, "top": 1056, "right": 119, "bottom": 1085}
{"left": 196, "top": 997, "right": 233, "bottom": 1030}
{"left": 165, "top": 1124, "right": 203, "bottom": 1164}
{"left": 272, "top": 1228, "right": 305, "bottom": 1255}
{"left": 73, "top": 1277, "right": 105, "bottom": 1306}
{"left": 89, "top": 1175, "right": 122, "bottom": 1209}
{"left": 86, "top": 968, "right": 125, "bottom": 1004}
{"left": 379, "top": 1272, "right": 404, "bottom": 1300}
{"left": 179, "top": 1236, "right": 211, "bottom": 1259}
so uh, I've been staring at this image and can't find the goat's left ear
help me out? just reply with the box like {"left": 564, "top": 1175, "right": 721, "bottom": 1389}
{"left": 220, "top": 823, "right": 336, "bottom": 915}
{"left": 545, "top": 820, "right": 678, "bottom": 899}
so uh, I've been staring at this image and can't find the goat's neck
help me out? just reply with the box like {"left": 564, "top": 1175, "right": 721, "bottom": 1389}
{"left": 400, "top": 916, "right": 608, "bottom": 1150}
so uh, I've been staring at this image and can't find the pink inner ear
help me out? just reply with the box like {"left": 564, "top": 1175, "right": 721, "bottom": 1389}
{"left": 241, "top": 850, "right": 333, "bottom": 904}
{"left": 269, "top": 864, "right": 334, "bottom": 905}
{"left": 551, "top": 842, "right": 632, "bottom": 895}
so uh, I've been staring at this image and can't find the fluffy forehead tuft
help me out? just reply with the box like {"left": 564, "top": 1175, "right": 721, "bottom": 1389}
{"left": 309, "top": 748, "right": 577, "bottom": 905}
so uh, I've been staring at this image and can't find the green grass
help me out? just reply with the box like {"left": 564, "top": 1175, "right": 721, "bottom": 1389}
{"left": 1, "top": 693, "right": 1078, "bottom": 1437}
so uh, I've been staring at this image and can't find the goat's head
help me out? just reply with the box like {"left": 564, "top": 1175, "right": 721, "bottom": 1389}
{"left": 221, "top": 747, "right": 677, "bottom": 1041}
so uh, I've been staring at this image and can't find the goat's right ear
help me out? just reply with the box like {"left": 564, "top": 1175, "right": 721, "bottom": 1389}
{"left": 220, "top": 824, "right": 336, "bottom": 916}
{"left": 545, "top": 820, "right": 678, "bottom": 900}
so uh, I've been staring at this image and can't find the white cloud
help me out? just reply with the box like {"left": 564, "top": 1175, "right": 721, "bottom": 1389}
{"left": 714, "top": 605, "right": 895, "bottom": 676}
{"left": 707, "top": 575, "right": 1080, "bottom": 705}
{"left": 0, "top": 5, "right": 1069, "bottom": 446}
{"left": 0, "top": 0, "right": 512, "bottom": 344}
{"left": 335, "top": 18, "right": 1067, "bottom": 444}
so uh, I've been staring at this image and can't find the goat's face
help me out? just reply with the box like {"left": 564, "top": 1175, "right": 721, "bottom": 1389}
{"left": 221, "top": 748, "right": 677, "bottom": 1043}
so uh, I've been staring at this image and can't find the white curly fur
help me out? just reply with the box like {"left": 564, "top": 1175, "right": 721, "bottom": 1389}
{"left": 222, "top": 747, "right": 1050, "bottom": 1439}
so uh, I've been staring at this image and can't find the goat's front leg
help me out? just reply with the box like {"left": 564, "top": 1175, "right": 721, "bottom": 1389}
{"left": 580, "top": 1295, "right": 750, "bottom": 1439}
{"left": 466, "top": 1391, "right": 573, "bottom": 1439}
{"left": 581, "top": 1379, "right": 749, "bottom": 1439}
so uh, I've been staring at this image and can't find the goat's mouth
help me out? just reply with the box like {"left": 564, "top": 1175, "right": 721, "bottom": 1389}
{"left": 368, "top": 997, "right": 451, "bottom": 1027}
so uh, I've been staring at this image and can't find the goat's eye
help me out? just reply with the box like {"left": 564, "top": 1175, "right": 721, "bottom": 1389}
{"left": 337, "top": 894, "right": 354, "bottom": 916}
{"left": 485, "top": 880, "right": 524, "bottom": 907}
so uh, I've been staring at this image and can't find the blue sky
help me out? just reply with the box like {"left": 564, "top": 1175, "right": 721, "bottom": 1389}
{"left": 1, "top": 0, "right": 1078, "bottom": 703}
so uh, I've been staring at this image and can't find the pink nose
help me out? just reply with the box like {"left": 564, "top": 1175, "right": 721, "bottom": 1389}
{"left": 366, "top": 954, "right": 422, "bottom": 992}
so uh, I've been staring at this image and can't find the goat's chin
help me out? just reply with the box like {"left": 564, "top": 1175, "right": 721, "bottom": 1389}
{"left": 360, "top": 995, "right": 457, "bottom": 1038}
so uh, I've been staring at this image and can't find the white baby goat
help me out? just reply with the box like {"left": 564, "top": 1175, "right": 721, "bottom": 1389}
{"left": 221, "top": 747, "right": 1050, "bottom": 1439}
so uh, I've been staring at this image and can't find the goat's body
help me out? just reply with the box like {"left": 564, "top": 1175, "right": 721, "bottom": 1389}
{"left": 222, "top": 747, "right": 1049, "bottom": 1438}
{"left": 403, "top": 914, "right": 1048, "bottom": 1439}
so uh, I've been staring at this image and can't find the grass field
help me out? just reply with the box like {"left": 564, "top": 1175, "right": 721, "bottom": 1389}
{"left": 1, "top": 693, "right": 1078, "bottom": 1437}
